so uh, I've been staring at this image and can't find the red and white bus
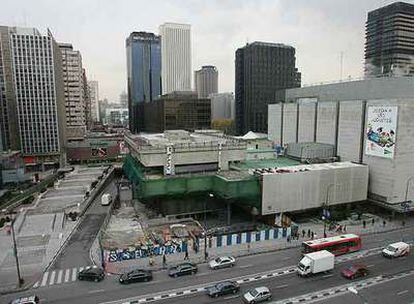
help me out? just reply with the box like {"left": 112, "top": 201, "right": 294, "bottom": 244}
{"left": 302, "top": 234, "right": 362, "bottom": 256}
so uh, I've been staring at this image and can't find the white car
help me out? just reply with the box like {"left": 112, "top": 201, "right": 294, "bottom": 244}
{"left": 382, "top": 242, "right": 410, "bottom": 258}
{"left": 209, "top": 256, "right": 236, "bottom": 270}
{"left": 242, "top": 286, "right": 272, "bottom": 303}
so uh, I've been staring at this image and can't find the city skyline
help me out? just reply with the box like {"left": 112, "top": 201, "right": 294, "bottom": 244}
{"left": 0, "top": 0, "right": 400, "bottom": 102}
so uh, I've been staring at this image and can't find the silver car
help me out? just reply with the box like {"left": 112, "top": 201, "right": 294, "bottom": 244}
{"left": 243, "top": 286, "right": 272, "bottom": 303}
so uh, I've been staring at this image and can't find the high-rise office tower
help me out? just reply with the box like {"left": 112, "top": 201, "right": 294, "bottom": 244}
{"left": 126, "top": 31, "right": 161, "bottom": 133}
{"left": 88, "top": 80, "right": 99, "bottom": 122}
{"left": 0, "top": 26, "right": 66, "bottom": 168}
{"left": 194, "top": 65, "right": 218, "bottom": 98}
{"left": 365, "top": 2, "right": 414, "bottom": 77}
{"left": 235, "top": 42, "right": 301, "bottom": 134}
{"left": 159, "top": 23, "right": 191, "bottom": 94}
{"left": 82, "top": 69, "right": 92, "bottom": 129}
{"left": 59, "top": 43, "right": 86, "bottom": 140}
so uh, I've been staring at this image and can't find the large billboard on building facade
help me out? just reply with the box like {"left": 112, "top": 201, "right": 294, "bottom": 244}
{"left": 365, "top": 106, "right": 398, "bottom": 159}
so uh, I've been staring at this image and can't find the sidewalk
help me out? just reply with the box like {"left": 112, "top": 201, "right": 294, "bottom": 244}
{"left": 102, "top": 215, "right": 414, "bottom": 274}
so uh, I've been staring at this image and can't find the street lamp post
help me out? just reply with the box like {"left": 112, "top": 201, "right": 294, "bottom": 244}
{"left": 10, "top": 216, "right": 24, "bottom": 287}
{"left": 323, "top": 184, "right": 335, "bottom": 238}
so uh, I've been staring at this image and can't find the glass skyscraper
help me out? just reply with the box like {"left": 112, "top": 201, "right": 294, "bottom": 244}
{"left": 126, "top": 32, "right": 161, "bottom": 133}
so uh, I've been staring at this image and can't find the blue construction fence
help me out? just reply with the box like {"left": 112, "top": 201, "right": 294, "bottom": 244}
{"left": 202, "top": 227, "right": 291, "bottom": 249}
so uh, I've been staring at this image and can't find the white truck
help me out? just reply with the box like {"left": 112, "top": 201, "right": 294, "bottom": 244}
{"left": 101, "top": 193, "right": 112, "bottom": 206}
{"left": 382, "top": 242, "right": 410, "bottom": 258}
{"left": 297, "top": 250, "right": 334, "bottom": 277}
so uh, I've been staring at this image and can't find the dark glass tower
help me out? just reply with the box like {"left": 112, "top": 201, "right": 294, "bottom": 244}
{"left": 365, "top": 2, "right": 414, "bottom": 77}
{"left": 235, "top": 42, "right": 301, "bottom": 135}
{"left": 126, "top": 32, "right": 161, "bottom": 133}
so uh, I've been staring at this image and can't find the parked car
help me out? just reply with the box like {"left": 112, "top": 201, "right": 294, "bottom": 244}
{"left": 242, "top": 287, "right": 272, "bottom": 303}
{"left": 382, "top": 242, "right": 410, "bottom": 258}
{"left": 101, "top": 193, "right": 112, "bottom": 206}
{"left": 119, "top": 269, "right": 152, "bottom": 284}
{"left": 205, "top": 281, "right": 239, "bottom": 298}
{"left": 168, "top": 263, "right": 197, "bottom": 277}
{"left": 341, "top": 264, "right": 368, "bottom": 280}
{"left": 209, "top": 256, "right": 236, "bottom": 270}
{"left": 78, "top": 266, "right": 105, "bottom": 282}
{"left": 9, "top": 295, "right": 40, "bottom": 304}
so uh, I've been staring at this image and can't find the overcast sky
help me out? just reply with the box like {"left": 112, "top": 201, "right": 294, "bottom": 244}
{"left": 1, "top": 0, "right": 408, "bottom": 102}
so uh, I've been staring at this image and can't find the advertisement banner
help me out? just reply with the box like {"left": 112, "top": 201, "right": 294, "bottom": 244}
{"left": 365, "top": 106, "right": 398, "bottom": 159}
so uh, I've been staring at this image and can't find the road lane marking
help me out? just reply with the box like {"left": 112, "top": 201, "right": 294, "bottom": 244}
{"left": 366, "top": 264, "right": 375, "bottom": 267}
{"left": 397, "top": 290, "right": 408, "bottom": 295}
{"left": 49, "top": 270, "right": 56, "bottom": 285}
{"left": 40, "top": 272, "right": 49, "bottom": 287}
{"left": 56, "top": 270, "right": 63, "bottom": 284}
{"left": 33, "top": 281, "right": 39, "bottom": 288}
{"left": 64, "top": 269, "right": 70, "bottom": 282}
{"left": 322, "top": 274, "right": 334, "bottom": 278}
{"left": 88, "top": 289, "right": 105, "bottom": 294}
{"left": 240, "top": 264, "right": 253, "bottom": 268}
{"left": 71, "top": 268, "right": 77, "bottom": 281}
{"left": 223, "top": 295, "right": 239, "bottom": 300}
{"left": 282, "top": 257, "right": 291, "bottom": 260}
{"left": 195, "top": 273, "right": 210, "bottom": 277}
{"left": 276, "top": 284, "right": 289, "bottom": 289}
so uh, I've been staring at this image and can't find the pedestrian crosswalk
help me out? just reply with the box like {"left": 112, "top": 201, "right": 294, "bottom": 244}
{"left": 33, "top": 266, "right": 95, "bottom": 288}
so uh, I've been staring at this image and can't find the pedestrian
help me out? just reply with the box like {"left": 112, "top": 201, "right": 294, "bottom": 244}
{"left": 162, "top": 254, "right": 167, "bottom": 268}
{"left": 287, "top": 235, "right": 291, "bottom": 242}
{"left": 343, "top": 225, "right": 347, "bottom": 232}
{"left": 383, "top": 220, "right": 386, "bottom": 227}
{"left": 372, "top": 218, "right": 375, "bottom": 226}
{"left": 184, "top": 250, "right": 189, "bottom": 260}
{"left": 205, "top": 251, "right": 209, "bottom": 260}
{"left": 311, "top": 231, "right": 314, "bottom": 240}
{"left": 302, "top": 229, "right": 306, "bottom": 238}
{"left": 307, "top": 229, "right": 311, "bottom": 238}
{"left": 363, "top": 220, "right": 366, "bottom": 228}
{"left": 149, "top": 256, "right": 154, "bottom": 266}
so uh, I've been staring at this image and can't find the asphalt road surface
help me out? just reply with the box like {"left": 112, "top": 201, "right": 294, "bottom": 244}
{"left": 1, "top": 226, "right": 413, "bottom": 304}
{"left": 51, "top": 180, "right": 118, "bottom": 270}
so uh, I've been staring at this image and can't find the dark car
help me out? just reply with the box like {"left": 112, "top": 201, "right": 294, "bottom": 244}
{"left": 78, "top": 266, "right": 105, "bottom": 282}
{"left": 119, "top": 269, "right": 152, "bottom": 284}
{"left": 206, "top": 281, "right": 240, "bottom": 298}
{"left": 10, "top": 295, "right": 40, "bottom": 304}
{"left": 168, "top": 263, "right": 197, "bottom": 277}
{"left": 341, "top": 264, "right": 368, "bottom": 279}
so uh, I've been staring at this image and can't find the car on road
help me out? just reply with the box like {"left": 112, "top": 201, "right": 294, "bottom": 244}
{"left": 341, "top": 264, "right": 368, "bottom": 280}
{"left": 168, "top": 262, "right": 197, "bottom": 277}
{"left": 242, "top": 286, "right": 272, "bottom": 303}
{"left": 205, "top": 280, "right": 239, "bottom": 298}
{"left": 78, "top": 266, "right": 105, "bottom": 282}
{"left": 209, "top": 256, "right": 236, "bottom": 270}
{"left": 119, "top": 269, "right": 152, "bottom": 284}
{"left": 9, "top": 295, "right": 40, "bottom": 304}
{"left": 101, "top": 193, "right": 112, "bottom": 206}
{"left": 382, "top": 242, "right": 410, "bottom": 258}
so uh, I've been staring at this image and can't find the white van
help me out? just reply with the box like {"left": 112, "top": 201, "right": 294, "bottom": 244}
{"left": 101, "top": 193, "right": 112, "bottom": 206}
{"left": 382, "top": 242, "right": 410, "bottom": 258}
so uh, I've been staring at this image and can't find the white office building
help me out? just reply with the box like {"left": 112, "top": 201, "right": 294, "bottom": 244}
{"left": 88, "top": 80, "right": 99, "bottom": 122}
{"left": 159, "top": 23, "right": 191, "bottom": 94}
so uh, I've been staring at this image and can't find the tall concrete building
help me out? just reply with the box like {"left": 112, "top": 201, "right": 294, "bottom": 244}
{"left": 365, "top": 2, "right": 414, "bottom": 77}
{"left": 59, "top": 43, "right": 86, "bottom": 140}
{"left": 88, "top": 80, "right": 99, "bottom": 122}
{"left": 0, "top": 26, "right": 66, "bottom": 169}
{"left": 194, "top": 65, "right": 218, "bottom": 98}
{"left": 126, "top": 32, "right": 161, "bottom": 133}
{"left": 82, "top": 69, "right": 92, "bottom": 129}
{"left": 235, "top": 42, "right": 301, "bottom": 135}
{"left": 159, "top": 23, "right": 191, "bottom": 94}
{"left": 210, "top": 92, "right": 235, "bottom": 120}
